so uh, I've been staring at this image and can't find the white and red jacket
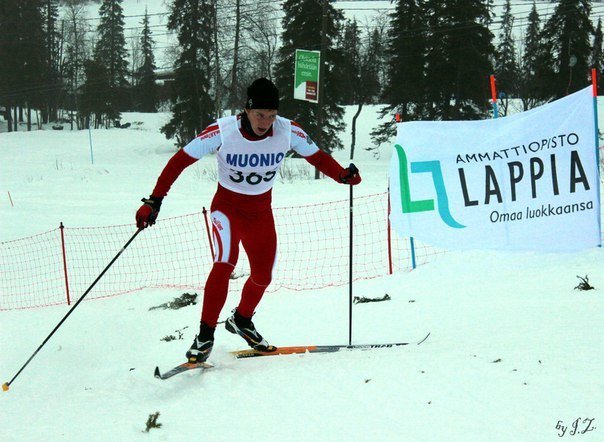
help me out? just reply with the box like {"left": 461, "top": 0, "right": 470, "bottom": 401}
{"left": 150, "top": 114, "right": 346, "bottom": 199}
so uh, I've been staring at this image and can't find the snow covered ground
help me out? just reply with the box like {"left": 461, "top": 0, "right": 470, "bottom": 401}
{"left": 1, "top": 103, "right": 603, "bottom": 441}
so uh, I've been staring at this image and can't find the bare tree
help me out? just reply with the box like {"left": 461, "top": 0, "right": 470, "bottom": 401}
{"left": 129, "top": 29, "right": 142, "bottom": 87}
{"left": 212, "top": 0, "right": 279, "bottom": 116}
{"left": 347, "top": 20, "right": 383, "bottom": 160}
{"left": 241, "top": 2, "right": 279, "bottom": 81}
{"left": 228, "top": 0, "right": 241, "bottom": 115}
{"left": 62, "top": 0, "right": 92, "bottom": 129}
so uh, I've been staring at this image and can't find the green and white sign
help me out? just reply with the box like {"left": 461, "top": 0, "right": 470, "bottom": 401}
{"left": 294, "top": 49, "right": 320, "bottom": 103}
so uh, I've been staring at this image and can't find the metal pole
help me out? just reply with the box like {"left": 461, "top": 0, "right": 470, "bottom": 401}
{"left": 592, "top": 68, "right": 601, "bottom": 245}
{"left": 490, "top": 74, "right": 499, "bottom": 119}
{"left": 387, "top": 184, "right": 393, "bottom": 275}
{"left": 3, "top": 229, "right": 142, "bottom": 392}
{"left": 88, "top": 124, "right": 94, "bottom": 164}
{"left": 59, "top": 222, "right": 71, "bottom": 305}
{"left": 348, "top": 182, "right": 354, "bottom": 346}
{"left": 348, "top": 163, "right": 358, "bottom": 347}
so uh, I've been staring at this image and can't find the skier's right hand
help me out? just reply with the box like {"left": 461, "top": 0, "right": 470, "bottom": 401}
{"left": 136, "top": 196, "right": 163, "bottom": 229}
{"left": 339, "top": 163, "right": 361, "bottom": 185}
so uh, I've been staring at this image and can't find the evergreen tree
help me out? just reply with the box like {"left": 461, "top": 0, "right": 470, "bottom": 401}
{"left": 339, "top": 19, "right": 361, "bottom": 106}
{"left": 423, "top": 0, "right": 495, "bottom": 120}
{"left": 16, "top": 0, "right": 47, "bottom": 130}
{"left": 339, "top": 19, "right": 381, "bottom": 159}
{"left": 385, "top": 0, "right": 426, "bottom": 118}
{"left": 494, "top": 0, "right": 519, "bottom": 114}
{"left": 133, "top": 8, "right": 158, "bottom": 112}
{"left": 367, "top": 27, "right": 386, "bottom": 103}
{"left": 422, "top": 0, "right": 449, "bottom": 119}
{"left": 360, "top": 30, "right": 382, "bottom": 107}
{"left": 533, "top": 9, "right": 559, "bottom": 102}
{"left": 274, "top": 0, "right": 346, "bottom": 154}
{"left": 0, "top": 0, "right": 54, "bottom": 131}
{"left": 41, "top": 0, "right": 62, "bottom": 123}
{"left": 371, "top": 0, "right": 427, "bottom": 146}
{"left": 519, "top": 2, "right": 545, "bottom": 110}
{"left": 161, "top": 0, "right": 216, "bottom": 147}
{"left": 80, "top": 59, "right": 109, "bottom": 129}
{"left": 541, "top": 0, "right": 593, "bottom": 98}
{"left": 0, "top": 0, "right": 22, "bottom": 131}
{"left": 94, "top": 0, "right": 129, "bottom": 125}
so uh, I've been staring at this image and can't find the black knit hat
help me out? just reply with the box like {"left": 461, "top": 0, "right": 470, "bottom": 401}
{"left": 245, "top": 78, "right": 279, "bottom": 110}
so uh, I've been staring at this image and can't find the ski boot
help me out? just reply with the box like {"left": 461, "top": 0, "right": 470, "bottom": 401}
{"left": 225, "top": 309, "right": 276, "bottom": 352}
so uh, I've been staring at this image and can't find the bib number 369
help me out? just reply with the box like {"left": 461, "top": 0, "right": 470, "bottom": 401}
{"left": 229, "top": 170, "right": 277, "bottom": 185}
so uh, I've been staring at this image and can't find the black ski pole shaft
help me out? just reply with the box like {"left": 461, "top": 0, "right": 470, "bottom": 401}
{"left": 348, "top": 163, "right": 358, "bottom": 347}
{"left": 2, "top": 228, "right": 142, "bottom": 392}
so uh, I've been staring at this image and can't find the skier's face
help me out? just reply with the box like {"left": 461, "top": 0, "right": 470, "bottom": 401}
{"left": 246, "top": 109, "right": 278, "bottom": 136}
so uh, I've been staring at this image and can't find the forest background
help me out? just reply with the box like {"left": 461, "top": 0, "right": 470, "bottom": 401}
{"left": 1, "top": 0, "right": 603, "bottom": 155}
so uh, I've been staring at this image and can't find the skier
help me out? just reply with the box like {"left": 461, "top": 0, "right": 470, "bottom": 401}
{"left": 136, "top": 78, "right": 361, "bottom": 363}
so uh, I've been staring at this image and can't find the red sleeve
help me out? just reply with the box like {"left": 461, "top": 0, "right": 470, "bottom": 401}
{"left": 304, "top": 149, "right": 344, "bottom": 182}
{"left": 151, "top": 149, "right": 198, "bottom": 198}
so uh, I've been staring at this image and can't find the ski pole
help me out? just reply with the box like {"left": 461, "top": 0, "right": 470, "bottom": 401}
{"left": 348, "top": 163, "right": 358, "bottom": 347}
{"left": 2, "top": 228, "right": 142, "bottom": 392}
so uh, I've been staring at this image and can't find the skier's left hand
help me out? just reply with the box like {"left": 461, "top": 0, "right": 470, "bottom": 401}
{"left": 339, "top": 163, "right": 361, "bottom": 185}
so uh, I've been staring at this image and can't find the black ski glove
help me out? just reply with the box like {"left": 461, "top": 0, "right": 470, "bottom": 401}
{"left": 339, "top": 163, "right": 361, "bottom": 185}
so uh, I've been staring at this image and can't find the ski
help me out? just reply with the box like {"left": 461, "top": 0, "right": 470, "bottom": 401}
{"left": 154, "top": 361, "right": 213, "bottom": 380}
{"left": 231, "top": 332, "right": 430, "bottom": 359}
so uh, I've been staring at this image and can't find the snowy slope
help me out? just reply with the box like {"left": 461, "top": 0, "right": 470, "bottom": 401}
{"left": 1, "top": 103, "right": 603, "bottom": 441}
{"left": 1, "top": 246, "right": 602, "bottom": 440}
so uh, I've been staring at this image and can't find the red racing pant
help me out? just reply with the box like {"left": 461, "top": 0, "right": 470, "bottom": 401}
{"left": 201, "top": 185, "right": 277, "bottom": 328}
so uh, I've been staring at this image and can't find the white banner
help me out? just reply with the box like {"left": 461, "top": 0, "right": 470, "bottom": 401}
{"left": 389, "top": 86, "right": 600, "bottom": 252}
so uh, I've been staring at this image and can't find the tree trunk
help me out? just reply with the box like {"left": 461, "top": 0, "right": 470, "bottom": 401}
{"left": 27, "top": 106, "right": 32, "bottom": 131}
{"left": 212, "top": 0, "right": 221, "bottom": 117}
{"left": 72, "top": 11, "right": 80, "bottom": 130}
{"left": 315, "top": 0, "right": 329, "bottom": 180}
{"left": 7, "top": 106, "right": 13, "bottom": 132}
{"left": 350, "top": 102, "right": 363, "bottom": 160}
{"left": 230, "top": 0, "right": 240, "bottom": 115}
{"left": 50, "top": 20, "right": 65, "bottom": 124}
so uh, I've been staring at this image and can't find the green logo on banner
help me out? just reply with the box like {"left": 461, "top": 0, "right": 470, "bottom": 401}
{"left": 394, "top": 144, "right": 465, "bottom": 229}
